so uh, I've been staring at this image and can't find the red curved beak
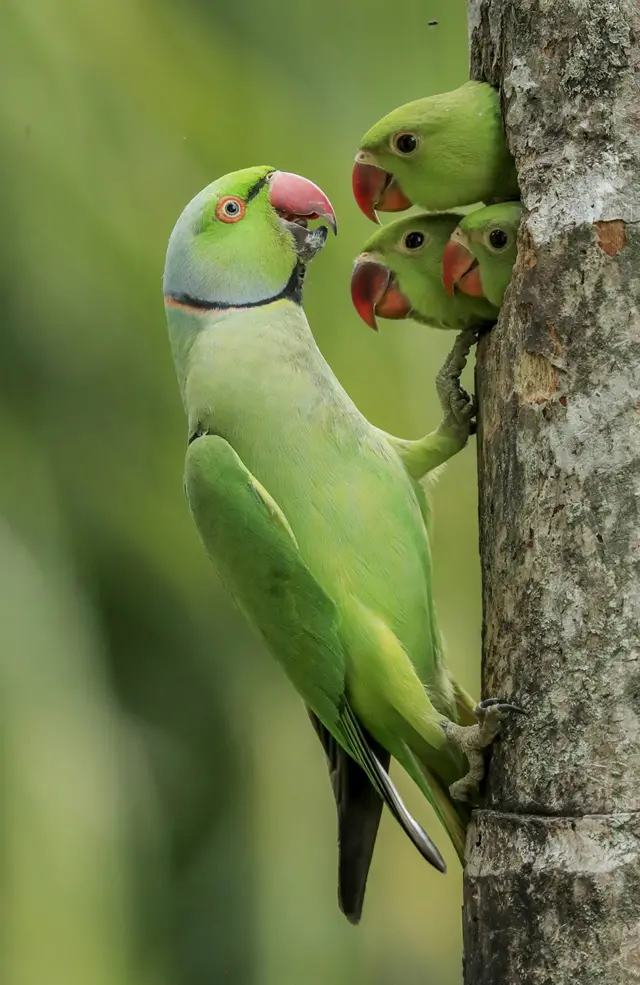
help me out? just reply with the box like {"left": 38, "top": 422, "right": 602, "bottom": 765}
{"left": 442, "top": 234, "right": 484, "bottom": 298}
{"left": 352, "top": 154, "right": 412, "bottom": 223}
{"left": 268, "top": 171, "right": 337, "bottom": 234}
{"left": 351, "top": 255, "right": 412, "bottom": 331}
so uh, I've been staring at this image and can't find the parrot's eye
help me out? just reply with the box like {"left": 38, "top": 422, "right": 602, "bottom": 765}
{"left": 392, "top": 132, "right": 419, "bottom": 155}
{"left": 402, "top": 231, "right": 425, "bottom": 251}
{"left": 217, "top": 197, "right": 246, "bottom": 223}
{"left": 488, "top": 228, "right": 509, "bottom": 250}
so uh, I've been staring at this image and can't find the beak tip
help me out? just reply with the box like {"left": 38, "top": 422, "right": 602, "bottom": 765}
{"left": 361, "top": 308, "right": 379, "bottom": 331}
{"left": 352, "top": 159, "right": 387, "bottom": 225}
{"left": 269, "top": 171, "right": 337, "bottom": 235}
{"left": 442, "top": 237, "right": 483, "bottom": 299}
{"left": 350, "top": 257, "right": 392, "bottom": 331}
{"left": 354, "top": 198, "right": 378, "bottom": 225}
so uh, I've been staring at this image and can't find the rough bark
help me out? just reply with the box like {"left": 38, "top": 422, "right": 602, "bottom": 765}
{"left": 465, "top": 2, "right": 640, "bottom": 982}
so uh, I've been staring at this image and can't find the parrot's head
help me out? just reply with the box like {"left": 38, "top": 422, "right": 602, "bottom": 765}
{"left": 352, "top": 82, "right": 513, "bottom": 220}
{"left": 351, "top": 212, "right": 499, "bottom": 331}
{"left": 163, "top": 165, "right": 336, "bottom": 308}
{"left": 442, "top": 202, "right": 522, "bottom": 308}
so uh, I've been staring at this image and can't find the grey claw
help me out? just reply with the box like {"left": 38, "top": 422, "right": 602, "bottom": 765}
{"left": 445, "top": 693, "right": 523, "bottom": 803}
{"left": 477, "top": 697, "right": 526, "bottom": 715}
{"left": 498, "top": 703, "right": 526, "bottom": 715}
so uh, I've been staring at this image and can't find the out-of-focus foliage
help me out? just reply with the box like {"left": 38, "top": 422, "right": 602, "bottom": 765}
{"left": 0, "top": 2, "right": 479, "bottom": 983}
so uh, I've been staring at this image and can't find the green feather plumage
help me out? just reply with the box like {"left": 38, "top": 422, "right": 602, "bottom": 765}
{"left": 357, "top": 81, "right": 519, "bottom": 211}
{"left": 164, "top": 167, "right": 476, "bottom": 921}
{"left": 456, "top": 201, "right": 523, "bottom": 307}
{"left": 358, "top": 211, "right": 499, "bottom": 329}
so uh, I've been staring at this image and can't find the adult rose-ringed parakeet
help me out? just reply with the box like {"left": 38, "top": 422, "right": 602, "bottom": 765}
{"left": 442, "top": 202, "right": 522, "bottom": 308}
{"left": 352, "top": 81, "right": 519, "bottom": 220}
{"left": 163, "top": 165, "right": 520, "bottom": 923}
{"left": 351, "top": 212, "right": 499, "bottom": 332}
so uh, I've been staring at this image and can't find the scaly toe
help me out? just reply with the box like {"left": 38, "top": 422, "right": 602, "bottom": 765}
{"left": 442, "top": 720, "right": 489, "bottom": 754}
{"left": 449, "top": 778, "right": 473, "bottom": 803}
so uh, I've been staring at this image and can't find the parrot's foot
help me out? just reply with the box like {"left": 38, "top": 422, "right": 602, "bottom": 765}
{"left": 436, "top": 329, "right": 479, "bottom": 441}
{"left": 441, "top": 697, "right": 525, "bottom": 803}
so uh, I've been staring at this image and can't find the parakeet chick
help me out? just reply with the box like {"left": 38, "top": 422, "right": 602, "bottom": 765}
{"left": 352, "top": 81, "right": 519, "bottom": 220}
{"left": 351, "top": 212, "right": 499, "bottom": 331}
{"left": 442, "top": 202, "right": 522, "bottom": 307}
{"left": 163, "top": 166, "right": 520, "bottom": 923}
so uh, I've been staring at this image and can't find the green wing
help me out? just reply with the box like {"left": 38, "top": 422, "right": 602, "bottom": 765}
{"left": 184, "top": 432, "right": 444, "bottom": 871}
{"left": 184, "top": 432, "right": 345, "bottom": 727}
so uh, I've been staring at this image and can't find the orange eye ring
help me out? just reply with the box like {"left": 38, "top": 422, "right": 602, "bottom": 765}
{"left": 216, "top": 196, "right": 246, "bottom": 223}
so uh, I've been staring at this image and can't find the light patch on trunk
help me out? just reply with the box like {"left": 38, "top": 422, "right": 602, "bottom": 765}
{"left": 514, "top": 351, "right": 558, "bottom": 405}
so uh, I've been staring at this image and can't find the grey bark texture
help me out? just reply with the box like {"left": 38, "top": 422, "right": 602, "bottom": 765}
{"left": 465, "top": 1, "right": 640, "bottom": 982}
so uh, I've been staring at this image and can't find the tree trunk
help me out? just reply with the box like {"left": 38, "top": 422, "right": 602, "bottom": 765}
{"left": 464, "top": 2, "right": 640, "bottom": 982}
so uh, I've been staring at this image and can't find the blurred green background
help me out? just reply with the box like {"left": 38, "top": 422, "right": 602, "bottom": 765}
{"left": 0, "top": 2, "right": 479, "bottom": 983}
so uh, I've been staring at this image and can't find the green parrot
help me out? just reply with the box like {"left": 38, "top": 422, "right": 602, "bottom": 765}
{"left": 442, "top": 202, "right": 522, "bottom": 308}
{"left": 352, "top": 81, "right": 519, "bottom": 220}
{"left": 163, "top": 165, "right": 519, "bottom": 923}
{"left": 351, "top": 212, "right": 499, "bottom": 332}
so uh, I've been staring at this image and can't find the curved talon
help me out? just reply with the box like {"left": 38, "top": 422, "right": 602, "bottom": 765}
{"left": 477, "top": 697, "right": 526, "bottom": 715}
{"left": 476, "top": 697, "right": 502, "bottom": 708}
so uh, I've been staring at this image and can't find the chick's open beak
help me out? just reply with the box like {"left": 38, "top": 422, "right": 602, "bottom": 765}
{"left": 352, "top": 152, "right": 412, "bottom": 223}
{"left": 268, "top": 171, "right": 337, "bottom": 233}
{"left": 351, "top": 255, "right": 412, "bottom": 330}
{"left": 442, "top": 231, "right": 484, "bottom": 297}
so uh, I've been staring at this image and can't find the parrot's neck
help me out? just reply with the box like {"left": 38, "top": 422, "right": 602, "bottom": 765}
{"left": 165, "top": 261, "right": 306, "bottom": 315}
{"left": 165, "top": 297, "right": 337, "bottom": 440}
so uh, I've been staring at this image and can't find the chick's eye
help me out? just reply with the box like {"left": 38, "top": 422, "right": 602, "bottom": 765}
{"left": 489, "top": 228, "right": 508, "bottom": 249}
{"left": 216, "top": 197, "right": 246, "bottom": 223}
{"left": 404, "top": 231, "right": 425, "bottom": 250}
{"left": 393, "top": 132, "right": 418, "bottom": 155}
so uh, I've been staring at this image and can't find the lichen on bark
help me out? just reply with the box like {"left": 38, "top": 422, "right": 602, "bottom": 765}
{"left": 464, "top": 1, "right": 640, "bottom": 982}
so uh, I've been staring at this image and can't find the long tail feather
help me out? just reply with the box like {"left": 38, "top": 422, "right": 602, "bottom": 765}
{"left": 308, "top": 710, "right": 388, "bottom": 924}
{"left": 340, "top": 703, "right": 446, "bottom": 873}
{"left": 402, "top": 746, "right": 470, "bottom": 864}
